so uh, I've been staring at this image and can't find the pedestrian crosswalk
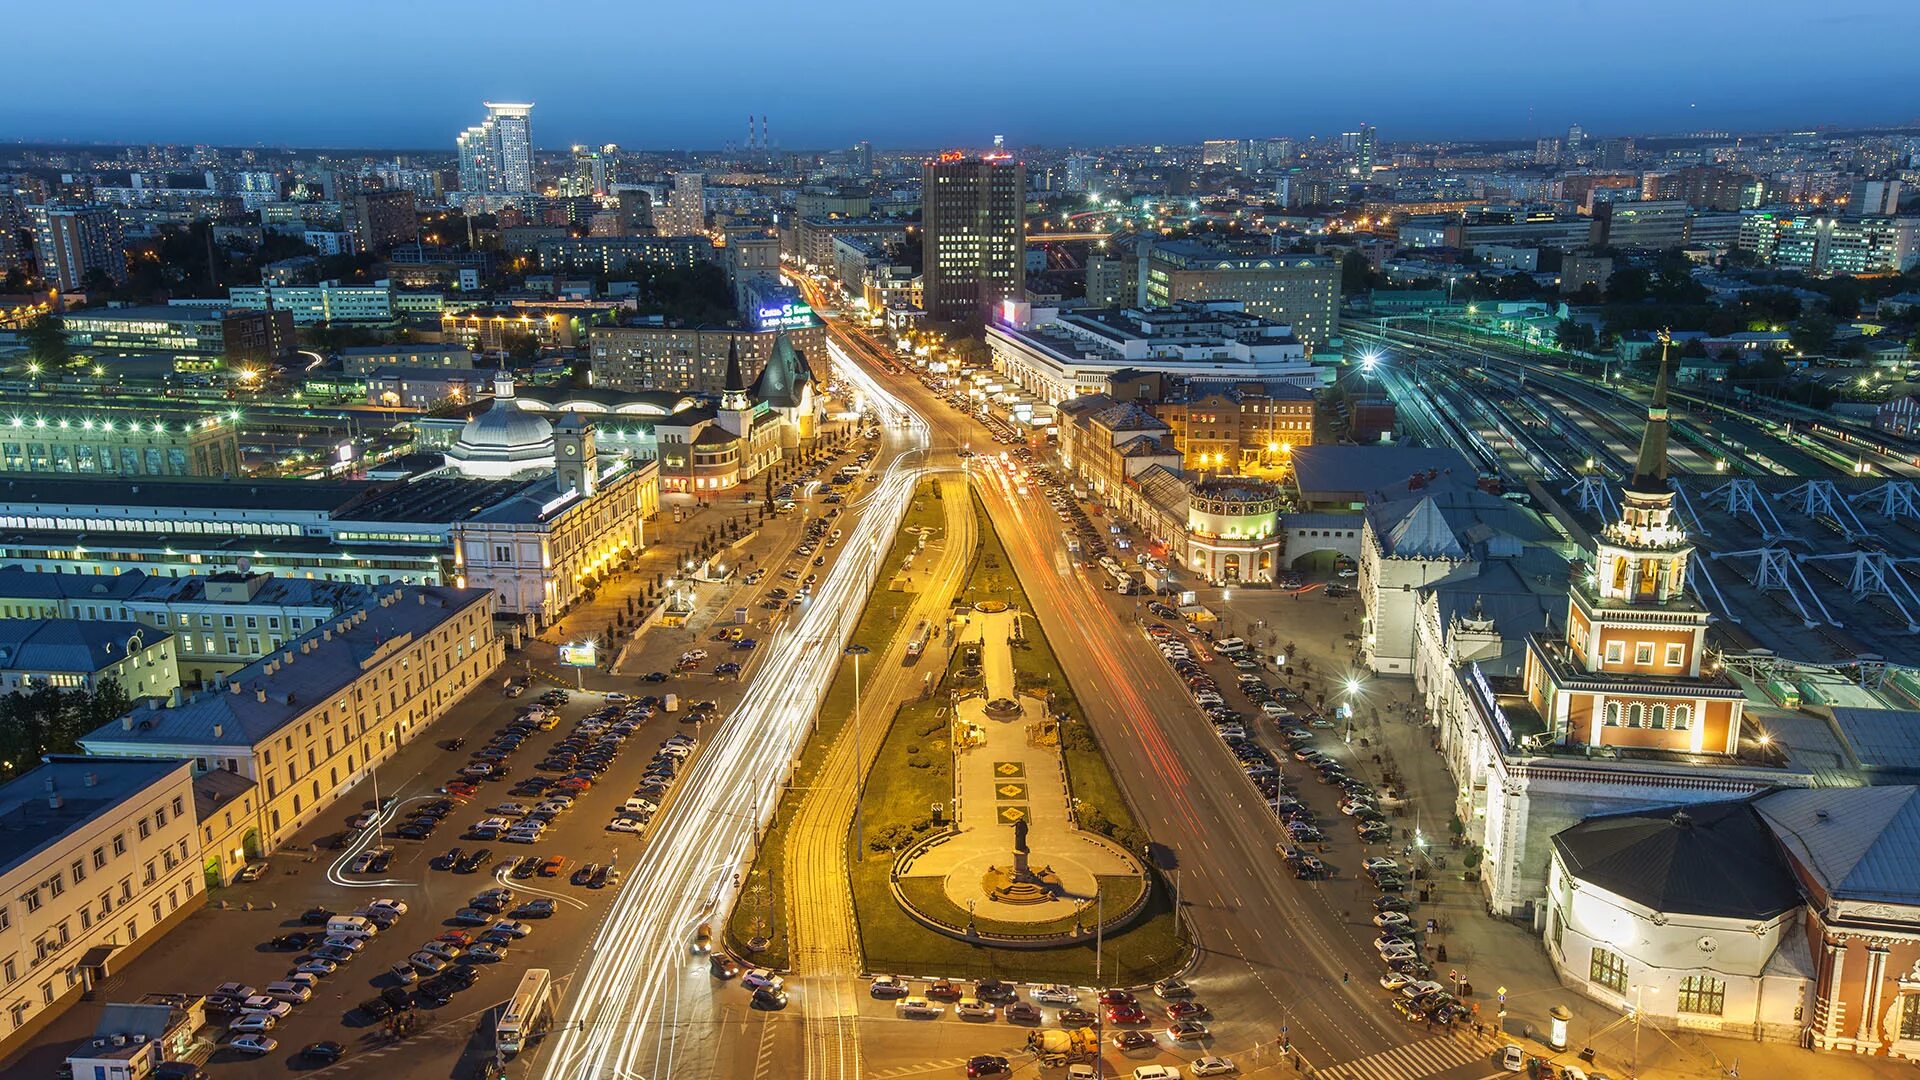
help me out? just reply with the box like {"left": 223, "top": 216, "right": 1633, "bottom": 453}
{"left": 1316, "top": 1030, "right": 1509, "bottom": 1080}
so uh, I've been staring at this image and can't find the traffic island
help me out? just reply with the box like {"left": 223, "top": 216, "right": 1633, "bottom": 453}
{"left": 848, "top": 496, "right": 1187, "bottom": 985}
{"left": 887, "top": 606, "right": 1148, "bottom": 946}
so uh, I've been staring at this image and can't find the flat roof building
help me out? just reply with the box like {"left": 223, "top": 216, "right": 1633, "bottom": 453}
{"left": 922, "top": 155, "right": 1025, "bottom": 324}
{"left": 1141, "top": 242, "right": 1340, "bottom": 347}
{"left": 990, "top": 300, "right": 1320, "bottom": 406}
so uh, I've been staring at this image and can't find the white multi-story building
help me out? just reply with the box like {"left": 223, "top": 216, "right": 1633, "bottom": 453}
{"left": 0, "top": 757, "right": 204, "bottom": 1060}
{"left": 81, "top": 584, "right": 501, "bottom": 853}
{"left": 665, "top": 172, "right": 706, "bottom": 237}
{"left": 990, "top": 301, "right": 1321, "bottom": 405}
{"left": 216, "top": 280, "right": 394, "bottom": 325}
{"left": 457, "top": 102, "right": 534, "bottom": 197}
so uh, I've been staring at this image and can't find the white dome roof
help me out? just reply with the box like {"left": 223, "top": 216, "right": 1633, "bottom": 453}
{"left": 444, "top": 374, "right": 556, "bottom": 477}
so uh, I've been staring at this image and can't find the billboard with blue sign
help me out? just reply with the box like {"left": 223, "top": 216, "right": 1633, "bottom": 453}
{"left": 752, "top": 300, "right": 819, "bottom": 332}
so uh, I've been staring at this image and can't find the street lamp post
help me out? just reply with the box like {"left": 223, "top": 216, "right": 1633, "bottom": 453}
{"left": 1632, "top": 984, "right": 1649, "bottom": 1079}
{"left": 846, "top": 642, "right": 870, "bottom": 852}
{"left": 1343, "top": 675, "right": 1365, "bottom": 744}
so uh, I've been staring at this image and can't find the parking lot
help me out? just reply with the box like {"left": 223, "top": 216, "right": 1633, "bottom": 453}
{"left": 0, "top": 436, "right": 901, "bottom": 1080}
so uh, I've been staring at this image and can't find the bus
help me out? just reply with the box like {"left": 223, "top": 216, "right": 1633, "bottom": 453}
{"left": 496, "top": 968, "right": 555, "bottom": 1056}
{"left": 905, "top": 620, "right": 932, "bottom": 661}
{"left": 1062, "top": 530, "right": 1081, "bottom": 554}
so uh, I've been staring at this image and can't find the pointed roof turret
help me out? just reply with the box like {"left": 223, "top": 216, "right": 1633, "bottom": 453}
{"left": 1627, "top": 330, "right": 1674, "bottom": 495}
{"left": 751, "top": 333, "right": 812, "bottom": 409}
{"left": 723, "top": 336, "right": 747, "bottom": 395}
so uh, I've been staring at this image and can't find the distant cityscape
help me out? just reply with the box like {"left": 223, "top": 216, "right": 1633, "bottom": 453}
{"left": 1, "top": 96, "right": 1919, "bottom": 1080}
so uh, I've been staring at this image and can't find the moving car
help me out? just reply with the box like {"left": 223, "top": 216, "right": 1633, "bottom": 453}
{"left": 1153, "top": 977, "right": 1193, "bottom": 998}
{"left": 895, "top": 996, "right": 942, "bottom": 1018}
{"left": 956, "top": 997, "right": 996, "bottom": 1020}
{"left": 1033, "top": 984, "right": 1078, "bottom": 1005}
{"left": 301, "top": 1040, "right": 346, "bottom": 1062}
{"left": 1112, "top": 1029, "right": 1155, "bottom": 1050}
{"left": 1500, "top": 1044, "right": 1526, "bottom": 1072}
{"left": 1190, "top": 1058, "right": 1237, "bottom": 1076}
{"left": 870, "top": 975, "right": 910, "bottom": 998}
{"left": 967, "top": 1056, "right": 1011, "bottom": 1077}
{"left": 1167, "top": 1020, "right": 1210, "bottom": 1042}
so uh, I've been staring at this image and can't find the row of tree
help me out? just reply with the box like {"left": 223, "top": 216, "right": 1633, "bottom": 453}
{"left": 0, "top": 680, "right": 132, "bottom": 782}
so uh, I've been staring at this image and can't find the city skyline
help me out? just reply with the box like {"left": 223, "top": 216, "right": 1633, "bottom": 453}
{"left": 6, "top": 0, "right": 1920, "bottom": 149}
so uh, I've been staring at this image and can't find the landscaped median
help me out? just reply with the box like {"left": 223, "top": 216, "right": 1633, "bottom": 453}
{"left": 724, "top": 479, "right": 948, "bottom": 968}
{"left": 846, "top": 495, "right": 1189, "bottom": 986}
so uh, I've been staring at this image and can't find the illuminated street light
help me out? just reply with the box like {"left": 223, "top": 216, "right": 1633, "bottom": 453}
{"left": 1342, "top": 675, "right": 1366, "bottom": 744}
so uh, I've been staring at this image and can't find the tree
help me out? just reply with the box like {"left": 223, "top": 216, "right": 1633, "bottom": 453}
{"left": 1790, "top": 313, "right": 1835, "bottom": 356}
{"left": 1554, "top": 319, "right": 1596, "bottom": 352}
{"left": 502, "top": 332, "right": 540, "bottom": 365}
{"left": 1823, "top": 277, "right": 1864, "bottom": 319}
{"left": 1606, "top": 267, "right": 1650, "bottom": 304}
{"left": 1340, "top": 250, "right": 1378, "bottom": 295}
{"left": 22, "top": 314, "right": 72, "bottom": 367}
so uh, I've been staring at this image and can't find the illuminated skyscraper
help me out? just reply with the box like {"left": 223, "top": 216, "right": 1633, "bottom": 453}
{"left": 921, "top": 153, "right": 1025, "bottom": 323}
{"left": 456, "top": 102, "right": 535, "bottom": 196}
{"left": 666, "top": 172, "right": 706, "bottom": 236}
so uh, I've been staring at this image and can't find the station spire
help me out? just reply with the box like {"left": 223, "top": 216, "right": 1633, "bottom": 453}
{"left": 1628, "top": 329, "right": 1674, "bottom": 495}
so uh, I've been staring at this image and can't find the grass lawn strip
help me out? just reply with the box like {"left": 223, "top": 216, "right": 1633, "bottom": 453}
{"left": 849, "top": 494, "right": 1187, "bottom": 985}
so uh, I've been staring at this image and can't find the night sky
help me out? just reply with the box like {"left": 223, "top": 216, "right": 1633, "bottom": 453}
{"left": 8, "top": 0, "right": 1918, "bottom": 149}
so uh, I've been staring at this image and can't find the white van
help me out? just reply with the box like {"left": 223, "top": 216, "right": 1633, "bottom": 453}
{"left": 326, "top": 915, "right": 375, "bottom": 938}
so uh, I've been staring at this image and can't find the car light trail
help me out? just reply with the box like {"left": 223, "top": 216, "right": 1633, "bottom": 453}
{"left": 536, "top": 349, "right": 925, "bottom": 1080}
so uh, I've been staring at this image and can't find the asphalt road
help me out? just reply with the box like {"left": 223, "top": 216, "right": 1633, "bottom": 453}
{"left": 825, "top": 324, "right": 1512, "bottom": 1080}
{"left": 526, "top": 351, "right": 933, "bottom": 1080}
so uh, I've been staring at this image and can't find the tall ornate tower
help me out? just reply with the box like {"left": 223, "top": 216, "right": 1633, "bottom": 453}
{"left": 1524, "top": 333, "right": 1744, "bottom": 754}
{"left": 718, "top": 337, "right": 753, "bottom": 437}
{"left": 554, "top": 411, "right": 596, "bottom": 496}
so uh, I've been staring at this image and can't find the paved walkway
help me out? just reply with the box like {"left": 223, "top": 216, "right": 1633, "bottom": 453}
{"left": 901, "top": 608, "right": 1136, "bottom": 924}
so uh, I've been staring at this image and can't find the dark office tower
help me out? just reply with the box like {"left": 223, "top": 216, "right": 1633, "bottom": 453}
{"left": 1599, "top": 137, "right": 1633, "bottom": 169}
{"left": 615, "top": 189, "right": 654, "bottom": 235}
{"left": 921, "top": 153, "right": 1026, "bottom": 324}
{"left": 346, "top": 188, "right": 419, "bottom": 254}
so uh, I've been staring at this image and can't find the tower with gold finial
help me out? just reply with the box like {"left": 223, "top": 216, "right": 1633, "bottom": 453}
{"left": 1521, "top": 330, "right": 1746, "bottom": 755}
{"left": 718, "top": 336, "right": 754, "bottom": 437}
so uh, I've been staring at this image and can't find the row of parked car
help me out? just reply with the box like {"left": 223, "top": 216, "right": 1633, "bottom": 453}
{"left": 208, "top": 898, "right": 411, "bottom": 1059}
{"left": 609, "top": 731, "right": 696, "bottom": 834}
{"left": 1148, "top": 613, "right": 1462, "bottom": 1035}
